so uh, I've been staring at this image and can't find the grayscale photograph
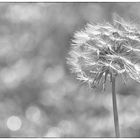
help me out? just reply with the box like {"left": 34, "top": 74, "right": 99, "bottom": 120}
{"left": 0, "top": 2, "right": 139, "bottom": 138}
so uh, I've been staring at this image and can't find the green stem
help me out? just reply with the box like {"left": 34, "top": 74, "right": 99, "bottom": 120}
{"left": 111, "top": 75, "right": 120, "bottom": 138}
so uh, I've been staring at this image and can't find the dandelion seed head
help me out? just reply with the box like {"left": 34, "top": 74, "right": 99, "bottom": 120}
{"left": 67, "top": 14, "right": 140, "bottom": 88}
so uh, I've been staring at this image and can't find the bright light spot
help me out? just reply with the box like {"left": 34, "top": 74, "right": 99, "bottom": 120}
{"left": 0, "top": 37, "right": 13, "bottom": 57}
{"left": 5, "top": 4, "right": 43, "bottom": 23}
{"left": 0, "top": 59, "right": 31, "bottom": 88}
{"left": 44, "top": 65, "right": 65, "bottom": 84}
{"left": 40, "top": 89, "right": 64, "bottom": 107}
{"left": 14, "top": 33, "right": 35, "bottom": 52}
{"left": 45, "top": 127, "right": 62, "bottom": 137}
{"left": 58, "top": 120, "right": 76, "bottom": 135}
{"left": 120, "top": 112, "right": 139, "bottom": 127}
{"left": 26, "top": 106, "right": 41, "bottom": 123}
{"left": 6, "top": 116, "right": 22, "bottom": 131}
{"left": 61, "top": 80, "right": 77, "bottom": 93}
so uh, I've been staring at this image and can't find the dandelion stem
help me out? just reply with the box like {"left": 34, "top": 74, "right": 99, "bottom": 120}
{"left": 111, "top": 75, "right": 120, "bottom": 137}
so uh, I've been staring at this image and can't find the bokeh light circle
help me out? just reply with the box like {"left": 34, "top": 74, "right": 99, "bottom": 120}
{"left": 6, "top": 116, "right": 22, "bottom": 131}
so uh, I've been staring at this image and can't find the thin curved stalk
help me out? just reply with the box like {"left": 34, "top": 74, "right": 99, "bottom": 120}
{"left": 111, "top": 75, "right": 120, "bottom": 137}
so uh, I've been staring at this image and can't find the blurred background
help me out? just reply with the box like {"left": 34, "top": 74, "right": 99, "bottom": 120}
{"left": 0, "top": 2, "right": 140, "bottom": 137}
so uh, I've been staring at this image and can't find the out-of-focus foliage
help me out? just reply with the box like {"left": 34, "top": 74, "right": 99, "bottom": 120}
{"left": 0, "top": 2, "right": 140, "bottom": 137}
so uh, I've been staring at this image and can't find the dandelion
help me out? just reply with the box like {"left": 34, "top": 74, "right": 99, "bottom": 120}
{"left": 67, "top": 14, "right": 140, "bottom": 137}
